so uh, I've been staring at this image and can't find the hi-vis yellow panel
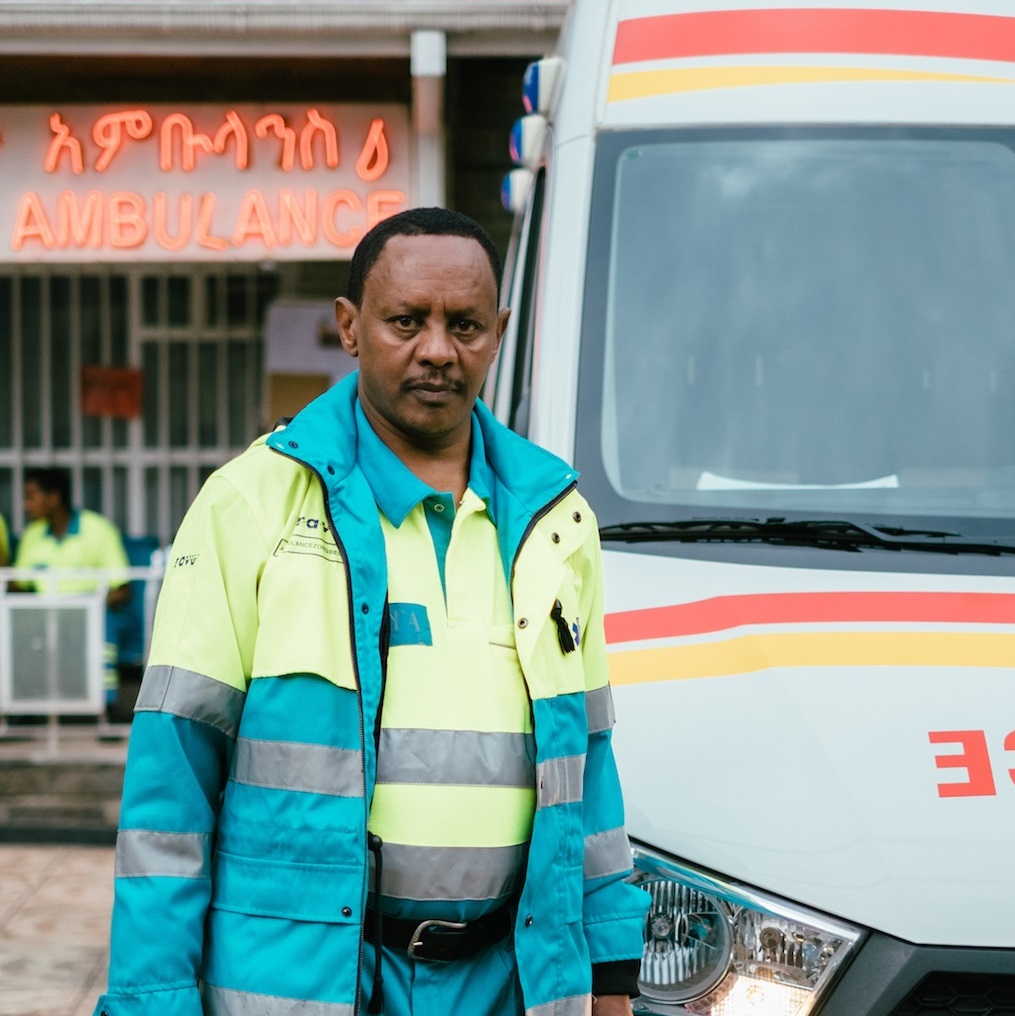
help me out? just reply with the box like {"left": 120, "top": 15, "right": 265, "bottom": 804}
{"left": 369, "top": 785, "right": 536, "bottom": 848}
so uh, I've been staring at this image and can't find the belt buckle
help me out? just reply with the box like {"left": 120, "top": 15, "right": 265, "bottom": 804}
{"left": 407, "top": 919, "right": 468, "bottom": 961}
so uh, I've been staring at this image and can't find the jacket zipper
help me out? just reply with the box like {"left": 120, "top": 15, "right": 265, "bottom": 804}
{"left": 510, "top": 480, "right": 578, "bottom": 584}
{"left": 550, "top": 598, "right": 576, "bottom": 654}
{"left": 322, "top": 484, "right": 372, "bottom": 1016}
{"left": 271, "top": 448, "right": 371, "bottom": 1016}
{"left": 510, "top": 479, "right": 578, "bottom": 729}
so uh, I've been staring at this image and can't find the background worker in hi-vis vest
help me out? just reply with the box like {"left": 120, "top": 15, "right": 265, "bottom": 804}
{"left": 95, "top": 207, "right": 649, "bottom": 1016}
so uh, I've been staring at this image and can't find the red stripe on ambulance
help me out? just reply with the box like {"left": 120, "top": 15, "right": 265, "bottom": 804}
{"left": 613, "top": 8, "right": 1015, "bottom": 67}
{"left": 605, "top": 591, "right": 1015, "bottom": 644}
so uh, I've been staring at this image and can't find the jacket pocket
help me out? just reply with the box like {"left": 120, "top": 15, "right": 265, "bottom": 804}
{"left": 253, "top": 546, "right": 358, "bottom": 692}
{"left": 211, "top": 851, "right": 362, "bottom": 925}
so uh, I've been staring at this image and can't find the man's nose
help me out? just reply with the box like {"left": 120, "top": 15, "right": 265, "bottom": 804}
{"left": 416, "top": 322, "right": 457, "bottom": 364}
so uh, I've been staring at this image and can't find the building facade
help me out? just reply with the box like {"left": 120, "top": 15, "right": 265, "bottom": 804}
{"left": 0, "top": 1, "right": 567, "bottom": 545}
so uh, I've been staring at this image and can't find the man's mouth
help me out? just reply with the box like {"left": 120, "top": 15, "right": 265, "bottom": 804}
{"left": 408, "top": 379, "right": 461, "bottom": 397}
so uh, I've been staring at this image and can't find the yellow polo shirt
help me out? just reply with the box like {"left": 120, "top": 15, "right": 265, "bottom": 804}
{"left": 14, "top": 509, "right": 130, "bottom": 594}
{"left": 356, "top": 403, "right": 536, "bottom": 923}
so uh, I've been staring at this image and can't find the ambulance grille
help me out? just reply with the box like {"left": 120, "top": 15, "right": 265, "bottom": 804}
{"left": 889, "top": 973, "right": 1015, "bottom": 1016}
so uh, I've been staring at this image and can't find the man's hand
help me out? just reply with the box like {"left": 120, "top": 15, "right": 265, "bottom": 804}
{"left": 592, "top": 995, "right": 633, "bottom": 1016}
{"left": 107, "top": 583, "right": 131, "bottom": 610}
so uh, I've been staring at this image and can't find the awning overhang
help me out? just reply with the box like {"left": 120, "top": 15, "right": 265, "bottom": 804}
{"left": 0, "top": 1, "right": 570, "bottom": 57}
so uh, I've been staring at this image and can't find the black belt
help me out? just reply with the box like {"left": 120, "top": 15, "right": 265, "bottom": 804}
{"left": 365, "top": 905, "right": 513, "bottom": 962}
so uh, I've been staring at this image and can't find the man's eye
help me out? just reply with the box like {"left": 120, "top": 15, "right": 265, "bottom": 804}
{"left": 392, "top": 316, "right": 416, "bottom": 328}
{"left": 453, "top": 320, "right": 480, "bottom": 334}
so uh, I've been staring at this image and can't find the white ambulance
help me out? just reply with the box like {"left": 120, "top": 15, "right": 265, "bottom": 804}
{"left": 490, "top": 2, "right": 1015, "bottom": 1013}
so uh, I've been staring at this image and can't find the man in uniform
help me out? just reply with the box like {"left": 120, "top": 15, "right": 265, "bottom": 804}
{"left": 95, "top": 207, "right": 648, "bottom": 1016}
{"left": 13, "top": 467, "right": 131, "bottom": 704}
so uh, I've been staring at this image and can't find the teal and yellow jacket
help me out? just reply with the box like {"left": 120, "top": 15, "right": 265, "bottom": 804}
{"left": 95, "top": 373, "right": 648, "bottom": 1016}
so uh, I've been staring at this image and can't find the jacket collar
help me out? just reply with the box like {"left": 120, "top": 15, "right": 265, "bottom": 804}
{"left": 267, "top": 371, "right": 577, "bottom": 514}
{"left": 353, "top": 399, "right": 495, "bottom": 527}
{"left": 265, "top": 372, "right": 579, "bottom": 570}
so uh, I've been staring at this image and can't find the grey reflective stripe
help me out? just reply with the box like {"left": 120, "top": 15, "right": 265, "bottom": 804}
{"left": 203, "top": 983, "right": 355, "bottom": 1016}
{"left": 115, "top": 828, "right": 211, "bottom": 879}
{"left": 536, "top": 754, "right": 585, "bottom": 809}
{"left": 372, "top": 842, "right": 526, "bottom": 903}
{"left": 232, "top": 737, "right": 364, "bottom": 798}
{"left": 377, "top": 728, "right": 535, "bottom": 788}
{"left": 586, "top": 683, "right": 615, "bottom": 735}
{"left": 136, "top": 664, "right": 245, "bottom": 739}
{"left": 584, "top": 825, "right": 633, "bottom": 881}
{"left": 527, "top": 994, "right": 592, "bottom": 1016}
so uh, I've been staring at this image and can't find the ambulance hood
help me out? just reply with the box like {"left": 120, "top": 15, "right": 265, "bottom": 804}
{"left": 605, "top": 549, "right": 1015, "bottom": 948}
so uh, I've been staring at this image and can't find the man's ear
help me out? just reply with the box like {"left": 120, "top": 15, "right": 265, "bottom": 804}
{"left": 493, "top": 307, "right": 511, "bottom": 358}
{"left": 335, "top": 297, "right": 359, "bottom": 357}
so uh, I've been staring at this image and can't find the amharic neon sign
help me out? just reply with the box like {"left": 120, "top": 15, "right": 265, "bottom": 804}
{"left": 0, "top": 104, "right": 411, "bottom": 262}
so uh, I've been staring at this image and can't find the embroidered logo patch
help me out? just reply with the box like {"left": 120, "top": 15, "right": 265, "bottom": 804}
{"left": 388, "top": 602, "right": 433, "bottom": 646}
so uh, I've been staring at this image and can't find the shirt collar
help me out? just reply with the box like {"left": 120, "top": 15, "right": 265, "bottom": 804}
{"left": 46, "top": 509, "right": 81, "bottom": 540}
{"left": 354, "top": 401, "right": 493, "bottom": 526}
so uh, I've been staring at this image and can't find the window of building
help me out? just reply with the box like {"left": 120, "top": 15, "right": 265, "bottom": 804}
{"left": 0, "top": 264, "right": 277, "bottom": 548}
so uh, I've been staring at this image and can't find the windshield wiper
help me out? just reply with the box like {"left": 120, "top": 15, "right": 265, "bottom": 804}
{"left": 598, "top": 517, "right": 1015, "bottom": 555}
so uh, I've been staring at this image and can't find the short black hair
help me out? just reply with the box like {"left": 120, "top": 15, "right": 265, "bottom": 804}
{"left": 25, "top": 467, "right": 71, "bottom": 508}
{"left": 346, "top": 206, "right": 503, "bottom": 307}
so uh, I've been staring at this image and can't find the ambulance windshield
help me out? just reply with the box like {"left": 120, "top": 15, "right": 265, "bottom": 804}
{"left": 578, "top": 128, "right": 1015, "bottom": 534}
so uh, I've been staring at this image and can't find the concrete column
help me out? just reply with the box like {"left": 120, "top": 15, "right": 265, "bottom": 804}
{"left": 410, "top": 29, "right": 446, "bottom": 208}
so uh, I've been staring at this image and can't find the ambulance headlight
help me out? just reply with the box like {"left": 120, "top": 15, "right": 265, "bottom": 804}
{"left": 630, "top": 847, "right": 864, "bottom": 1015}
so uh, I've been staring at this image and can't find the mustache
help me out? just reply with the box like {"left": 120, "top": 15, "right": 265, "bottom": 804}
{"left": 404, "top": 373, "right": 465, "bottom": 393}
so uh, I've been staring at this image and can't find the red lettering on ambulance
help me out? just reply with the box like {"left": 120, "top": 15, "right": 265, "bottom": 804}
{"left": 1005, "top": 730, "right": 1015, "bottom": 788}
{"left": 929, "top": 730, "right": 997, "bottom": 798}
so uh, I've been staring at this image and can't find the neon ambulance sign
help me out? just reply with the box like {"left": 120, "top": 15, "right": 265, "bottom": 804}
{"left": 0, "top": 103, "right": 410, "bottom": 262}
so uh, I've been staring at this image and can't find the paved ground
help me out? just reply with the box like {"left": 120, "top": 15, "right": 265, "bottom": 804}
{"left": 0, "top": 842, "right": 114, "bottom": 1015}
{"left": 0, "top": 723, "right": 124, "bottom": 1014}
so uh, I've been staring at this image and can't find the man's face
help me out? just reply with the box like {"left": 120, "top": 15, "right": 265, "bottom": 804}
{"left": 335, "top": 233, "right": 509, "bottom": 453}
{"left": 23, "top": 480, "right": 56, "bottom": 522}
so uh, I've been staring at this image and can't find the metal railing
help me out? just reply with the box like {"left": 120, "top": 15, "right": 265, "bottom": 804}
{"left": 0, "top": 560, "right": 167, "bottom": 749}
